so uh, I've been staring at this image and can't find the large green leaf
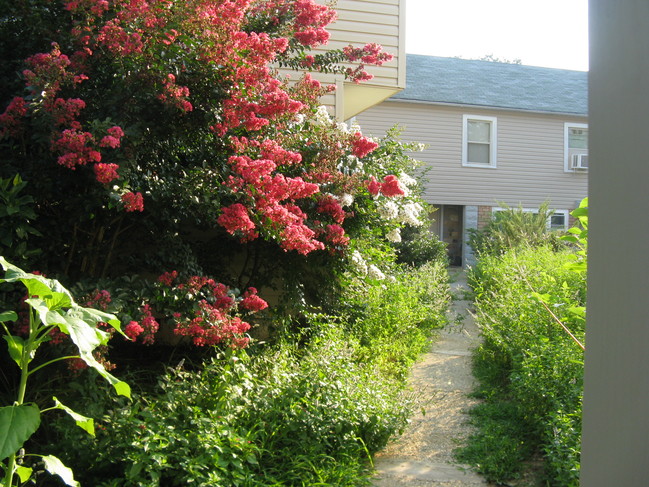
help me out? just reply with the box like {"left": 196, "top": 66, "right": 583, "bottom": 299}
{"left": 0, "top": 310, "right": 18, "bottom": 322}
{"left": 0, "top": 404, "right": 40, "bottom": 461}
{"left": 52, "top": 397, "right": 95, "bottom": 436}
{"left": 3, "top": 335, "right": 24, "bottom": 367}
{"left": 0, "top": 257, "right": 75, "bottom": 303}
{"left": 42, "top": 455, "right": 80, "bottom": 487}
{"left": 60, "top": 312, "right": 131, "bottom": 398}
{"left": 16, "top": 465, "right": 33, "bottom": 483}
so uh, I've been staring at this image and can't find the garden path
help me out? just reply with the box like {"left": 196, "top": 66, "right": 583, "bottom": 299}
{"left": 371, "top": 268, "right": 492, "bottom": 487}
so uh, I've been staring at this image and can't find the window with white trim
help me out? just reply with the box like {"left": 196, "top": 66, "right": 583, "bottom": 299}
{"left": 564, "top": 123, "right": 589, "bottom": 172}
{"left": 492, "top": 207, "right": 570, "bottom": 231}
{"left": 463, "top": 115, "right": 497, "bottom": 168}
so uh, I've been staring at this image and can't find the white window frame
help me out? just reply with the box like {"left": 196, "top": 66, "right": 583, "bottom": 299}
{"left": 564, "top": 122, "right": 589, "bottom": 173}
{"left": 462, "top": 114, "right": 497, "bottom": 168}
{"left": 492, "top": 207, "right": 570, "bottom": 231}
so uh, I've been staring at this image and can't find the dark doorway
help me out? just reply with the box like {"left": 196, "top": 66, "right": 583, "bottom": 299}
{"left": 430, "top": 205, "right": 464, "bottom": 266}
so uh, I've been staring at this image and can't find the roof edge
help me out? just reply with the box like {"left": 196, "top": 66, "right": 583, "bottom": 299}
{"left": 384, "top": 97, "right": 588, "bottom": 118}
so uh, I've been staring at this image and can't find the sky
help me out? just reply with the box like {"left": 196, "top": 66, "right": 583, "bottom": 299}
{"left": 405, "top": 0, "right": 589, "bottom": 71}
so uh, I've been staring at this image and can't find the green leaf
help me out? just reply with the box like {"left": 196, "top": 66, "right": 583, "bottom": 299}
{"left": 0, "top": 257, "right": 75, "bottom": 304}
{"left": 44, "top": 291, "right": 72, "bottom": 311}
{"left": 3, "top": 335, "right": 24, "bottom": 367}
{"left": 0, "top": 310, "right": 18, "bottom": 322}
{"left": 16, "top": 465, "right": 33, "bottom": 482}
{"left": 42, "top": 454, "right": 80, "bottom": 487}
{"left": 0, "top": 404, "right": 41, "bottom": 461}
{"left": 52, "top": 397, "right": 95, "bottom": 436}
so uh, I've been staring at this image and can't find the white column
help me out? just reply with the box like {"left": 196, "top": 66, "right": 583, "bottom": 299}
{"left": 581, "top": 1, "right": 649, "bottom": 484}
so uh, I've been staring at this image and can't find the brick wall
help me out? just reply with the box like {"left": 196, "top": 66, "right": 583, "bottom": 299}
{"left": 477, "top": 205, "right": 493, "bottom": 229}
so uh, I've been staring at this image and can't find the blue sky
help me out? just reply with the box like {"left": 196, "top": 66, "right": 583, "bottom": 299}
{"left": 405, "top": 0, "right": 589, "bottom": 71}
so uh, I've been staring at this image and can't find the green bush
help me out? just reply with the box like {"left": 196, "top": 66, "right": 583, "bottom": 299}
{"left": 48, "top": 324, "right": 416, "bottom": 486}
{"left": 394, "top": 225, "right": 448, "bottom": 267}
{"left": 341, "top": 260, "right": 450, "bottom": 379}
{"left": 467, "top": 202, "right": 563, "bottom": 258}
{"left": 458, "top": 245, "right": 585, "bottom": 486}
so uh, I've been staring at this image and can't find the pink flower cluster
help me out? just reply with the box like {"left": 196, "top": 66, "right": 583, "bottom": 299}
{"left": 52, "top": 129, "right": 101, "bottom": 169}
{"left": 240, "top": 287, "right": 268, "bottom": 312}
{"left": 94, "top": 163, "right": 120, "bottom": 184}
{"left": 121, "top": 192, "right": 144, "bottom": 212}
{"left": 317, "top": 195, "right": 346, "bottom": 224}
{"left": 343, "top": 43, "right": 394, "bottom": 83}
{"left": 124, "top": 304, "right": 159, "bottom": 345}
{"left": 99, "top": 126, "right": 125, "bottom": 148}
{"left": 220, "top": 147, "right": 328, "bottom": 254}
{"left": 293, "top": 0, "right": 336, "bottom": 47}
{"left": 156, "top": 272, "right": 267, "bottom": 349}
{"left": 0, "top": 97, "right": 28, "bottom": 137}
{"left": 366, "top": 175, "right": 406, "bottom": 197}
{"left": 351, "top": 132, "right": 379, "bottom": 159}
{"left": 82, "top": 288, "right": 112, "bottom": 310}
{"left": 158, "top": 74, "right": 193, "bottom": 112}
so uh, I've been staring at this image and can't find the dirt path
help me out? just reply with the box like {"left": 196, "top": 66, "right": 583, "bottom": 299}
{"left": 371, "top": 269, "right": 490, "bottom": 487}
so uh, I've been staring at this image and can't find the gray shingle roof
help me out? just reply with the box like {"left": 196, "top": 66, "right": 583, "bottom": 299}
{"left": 393, "top": 54, "right": 588, "bottom": 115}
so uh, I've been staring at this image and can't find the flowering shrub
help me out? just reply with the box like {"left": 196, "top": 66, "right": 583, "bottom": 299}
{"left": 129, "top": 271, "right": 270, "bottom": 349}
{"left": 0, "top": 0, "right": 409, "bottom": 286}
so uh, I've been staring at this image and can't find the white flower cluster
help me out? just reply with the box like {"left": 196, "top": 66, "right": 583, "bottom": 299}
{"left": 350, "top": 250, "right": 368, "bottom": 275}
{"left": 398, "top": 172, "right": 418, "bottom": 188}
{"left": 350, "top": 251, "right": 386, "bottom": 281}
{"left": 314, "top": 105, "right": 331, "bottom": 126}
{"left": 385, "top": 228, "right": 401, "bottom": 243}
{"left": 378, "top": 199, "right": 424, "bottom": 227}
{"left": 399, "top": 202, "right": 424, "bottom": 226}
{"left": 336, "top": 122, "right": 350, "bottom": 134}
{"left": 349, "top": 119, "right": 361, "bottom": 133}
{"left": 336, "top": 193, "right": 354, "bottom": 207}
{"left": 293, "top": 113, "right": 305, "bottom": 125}
{"left": 378, "top": 200, "right": 399, "bottom": 219}
{"left": 367, "top": 264, "right": 386, "bottom": 281}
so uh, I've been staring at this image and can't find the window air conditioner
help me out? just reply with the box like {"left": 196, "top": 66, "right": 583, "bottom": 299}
{"left": 571, "top": 153, "right": 589, "bottom": 170}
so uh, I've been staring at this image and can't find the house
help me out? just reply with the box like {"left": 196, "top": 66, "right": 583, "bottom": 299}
{"left": 355, "top": 54, "right": 589, "bottom": 266}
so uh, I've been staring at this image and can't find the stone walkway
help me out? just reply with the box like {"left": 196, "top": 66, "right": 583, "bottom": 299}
{"left": 372, "top": 269, "right": 491, "bottom": 487}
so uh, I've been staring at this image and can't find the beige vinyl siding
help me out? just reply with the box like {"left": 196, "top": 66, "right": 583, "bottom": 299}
{"left": 325, "top": 0, "right": 404, "bottom": 88}
{"left": 356, "top": 101, "right": 588, "bottom": 210}
{"left": 277, "top": 0, "right": 404, "bottom": 119}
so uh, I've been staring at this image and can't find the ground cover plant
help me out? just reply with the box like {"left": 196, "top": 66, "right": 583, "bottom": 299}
{"left": 41, "top": 261, "right": 449, "bottom": 486}
{"left": 456, "top": 201, "right": 587, "bottom": 486}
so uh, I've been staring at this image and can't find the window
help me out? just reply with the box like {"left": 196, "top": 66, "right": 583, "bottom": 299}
{"left": 549, "top": 210, "right": 569, "bottom": 231}
{"left": 564, "top": 123, "right": 589, "bottom": 172}
{"left": 463, "top": 115, "right": 497, "bottom": 168}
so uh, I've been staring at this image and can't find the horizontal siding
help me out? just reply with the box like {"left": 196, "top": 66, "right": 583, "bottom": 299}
{"left": 356, "top": 102, "right": 588, "bottom": 209}
{"left": 322, "top": 0, "right": 402, "bottom": 88}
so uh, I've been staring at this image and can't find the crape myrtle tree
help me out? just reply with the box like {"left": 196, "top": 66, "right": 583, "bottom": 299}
{"left": 0, "top": 0, "right": 427, "bottom": 348}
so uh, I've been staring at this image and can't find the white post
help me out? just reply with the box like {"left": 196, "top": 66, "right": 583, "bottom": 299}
{"left": 581, "top": 1, "right": 649, "bottom": 484}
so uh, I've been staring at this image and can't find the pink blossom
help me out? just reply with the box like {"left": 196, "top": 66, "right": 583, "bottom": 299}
{"left": 351, "top": 132, "right": 378, "bottom": 159}
{"left": 158, "top": 270, "right": 178, "bottom": 287}
{"left": 325, "top": 224, "right": 350, "bottom": 247}
{"left": 380, "top": 175, "right": 405, "bottom": 197}
{"left": 365, "top": 176, "right": 381, "bottom": 196}
{"left": 218, "top": 203, "right": 256, "bottom": 235}
{"left": 240, "top": 287, "right": 268, "bottom": 312}
{"left": 124, "top": 321, "right": 144, "bottom": 340}
{"left": 94, "top": 163, "right": 120, "bottom": 183}
{"left": 317, "top": 195, "right": 346, "bottom": 224}
{"left": 121, "top": 191, "right": 144, "bottom": 212}
{"left": 0, "top": 97, "right": 28, "bottom": 137}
